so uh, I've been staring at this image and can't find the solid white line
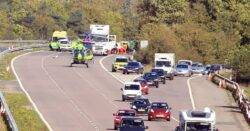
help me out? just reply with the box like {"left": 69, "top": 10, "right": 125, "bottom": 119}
{"left": 99, "top": 55, "right": 180, "bottom": 123}
{"left": 41, "top": 53, "right": 100, "bottom": 131}
{"left": 187, "top": 74, "right": 202, "bottom": 110}
{"left": 11, "top": 51, "right": 53, "bottom": 131}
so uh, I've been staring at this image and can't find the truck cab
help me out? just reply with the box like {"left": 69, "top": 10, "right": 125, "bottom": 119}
{"left": 90, "top": 24, "right": 117, "bottom": 55}
{"left": 154, "top": 53, "right": 175, "bottom": 80}
{"left": 176, "top": 107, "right": 217, "bottom": 131}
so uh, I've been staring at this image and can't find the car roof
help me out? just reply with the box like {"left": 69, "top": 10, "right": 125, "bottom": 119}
{"left": 151, "top": 68, "right": 164, "bottom": 71}
{"left": 116, "top": 56, "right": 127, "bottom": 59}
{"left": 151, "top": 102, "right": 168, "bottom": 104}
{"left": 121, "top": 116, "right": 143, "bottom": 120}
{"left": 118, "top": 109, "right": 136, "bottom": 112}
{"left": 124, "top": 82, "right": 141, "bottom": 85}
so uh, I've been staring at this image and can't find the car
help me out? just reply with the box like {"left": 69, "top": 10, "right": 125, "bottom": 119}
{"left": 151, "top": 68, "right": 166, "bottom": 84}
{"left": 191, "top": 63, "right": 205, "bottom": 75}
{"left": 142, "top": 72, "right": 160, "bottom": 88}
{"left": 176, "top": 107, "right": 217, "bottom": 131}
{"left": 175, "top": 64, "right": 192, "bottom": 77}
{"left": 58, "top": 38, "right": 71, "bottom": 51}
{"left": 133, "top": 78, "right": 149, "bottom": 94}
{"left": 112, "top": 56, "right": 129, "bottom": 72}
{"left": 113, "top": 109, "right": 136, "bottom": 130}
{"left": 148, "top": 102, "right": 171, "bottom": 121}
{"left": 118, "top": 117, "right": 148, "bottom": 131}
{"left": 178, "top": 60, "right": 193, "bottom": 66}
{"left": 210, "top": 64, "right": 222, "bottom": 73}
{"left": 123, "top": 61, "right": 144, "bottom": 74}
{"left": 130, "top": 97, "right": 150, "bottom": 114}
{"left": 121, "top": 82, "right": 142, "bottom": 101}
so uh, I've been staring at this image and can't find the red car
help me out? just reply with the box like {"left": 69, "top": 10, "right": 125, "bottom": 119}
{"left": 134, "top": 79, "right": 149, "bottom": 94}
{"left": 113, "top": 109, "right": 136, "bottom": 130}
{"left": 148, "top": 102, "right": 171, "bottom": 121}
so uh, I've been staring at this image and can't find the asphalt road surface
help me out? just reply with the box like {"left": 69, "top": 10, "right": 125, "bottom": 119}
{"left": 12, "top": 51, "right": 249, "bottom": 131}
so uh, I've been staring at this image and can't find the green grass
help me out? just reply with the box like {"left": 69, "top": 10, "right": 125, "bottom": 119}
{"left": 0, "top": 47, "right": 49, "bottom": 131}
{"left": 4, "top": 93, "right": 48, "bottom": 131}
{"left": 144, "top": 64, "right": 153, "bottom": 73}
{"left": 0, "top": 116, "right": 8, "bottom": 131}
{"left": 0, "top": 47, "right": 47, "bottom": 80}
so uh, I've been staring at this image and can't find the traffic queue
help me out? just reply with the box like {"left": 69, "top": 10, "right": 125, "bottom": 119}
{"left": 111, "top": 55, "right": 218, "bottom": 131}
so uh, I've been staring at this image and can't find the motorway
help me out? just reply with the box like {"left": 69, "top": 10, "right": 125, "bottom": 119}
{"left": 12, "top": 51, "right": 249, "bottom": 131}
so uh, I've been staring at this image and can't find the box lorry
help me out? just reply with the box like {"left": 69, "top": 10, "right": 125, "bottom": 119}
{"left": 154, "top": 53, "right": 175, "bottom": 80}
{"left": 90, "top": 24, "right": 117, "bottom": 55}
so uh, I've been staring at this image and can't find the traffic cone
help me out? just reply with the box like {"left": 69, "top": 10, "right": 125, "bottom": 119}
{"left": 219, "top": 80, "right": 223, "bottom": 88}
{"left": 208, "top": 73, "right": 212, "bottom": 81}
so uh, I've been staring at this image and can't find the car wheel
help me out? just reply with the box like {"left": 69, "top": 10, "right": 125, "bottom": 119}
{"left": 167, "top": 118, "right": 170, "bottom": 121}
{"left": 123, "top": 71, "right": 125, "bottom": 74}
{"left": 122, "top": 96, "right": 125, "bottom": 101}
{"left": 148, "top": 117, "right": 152, "bottom": 121}
{"left": 155, "top": 83, "right": 159, "bottom": 88}
{"left": 163, "top": 78, "right": 166, "bottom": 84}
{"left": 127, "top": 72, "right": 129, "bottom": 74}
{"left": 114, "top": 125, "right": 117, "bottom": 130}
{"left": 112, "top": 67, "right": 116, "bottom": 72}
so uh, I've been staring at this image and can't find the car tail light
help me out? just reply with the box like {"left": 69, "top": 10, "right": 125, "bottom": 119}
{"left": 115, "top": 117, "right": 120, "bottom": 121}
{"left": 150, "top": 109, "right": 154, "bottom": 113}
{"left": 165, "top": 110, "right": 169, "bottom": 113}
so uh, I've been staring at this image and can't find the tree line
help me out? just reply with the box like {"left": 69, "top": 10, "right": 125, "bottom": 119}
{"left": 0, "top": 0, "right": 249, "bottom": 81}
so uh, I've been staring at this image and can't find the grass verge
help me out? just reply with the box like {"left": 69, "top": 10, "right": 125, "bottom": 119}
{"left": 4, "top": 93, "right": 48, "bottom": 131}
{"left": 0, "top": 47, "right": 48, "bottom": 131}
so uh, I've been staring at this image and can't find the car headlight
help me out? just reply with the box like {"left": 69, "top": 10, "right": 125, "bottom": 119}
{"left": 132, "top": 105, "right": 136, "bottom": 109}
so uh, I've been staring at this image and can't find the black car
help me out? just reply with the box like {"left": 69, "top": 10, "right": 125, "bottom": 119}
{"left": 130, "top": 98, "right": 150, "bottom": 114}
{"left": 151, "top": 68, "right": 166, "bottom": 84}
{"left": 123, "top": 61, "right": 144, "bottom": 74}
{"left": 118, "top": 117, "right": 148, "bottom": 131}
{"left": 142, "top": 72, "right": 159, "bottom": 88}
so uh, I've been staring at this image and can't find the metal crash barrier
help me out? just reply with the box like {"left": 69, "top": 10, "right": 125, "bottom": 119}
{"left": 210, "top": 73, "right": 250, "bottom": 123}
{"left": 0, "top": 40, "right": 48, "bottom": 131}
{"left": 0, "top": 92, "right": 18, "bottom": 131}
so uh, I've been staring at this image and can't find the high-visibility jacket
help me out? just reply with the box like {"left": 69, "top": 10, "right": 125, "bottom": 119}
{"left": 50, "top": 41, "right": 60, "bottom": 49}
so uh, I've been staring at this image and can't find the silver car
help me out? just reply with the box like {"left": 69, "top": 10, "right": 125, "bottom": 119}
{"left": 191, "top": 63, "right": 205, "bottom": 75}
{"left": 175, "top": 64, "right": 192, "bottom": 77}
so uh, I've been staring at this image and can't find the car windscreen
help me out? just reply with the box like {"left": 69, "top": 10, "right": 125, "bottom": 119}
{"left": 91, "top": 35, "right": 108, "bottom": 42}
{"left": 151, "top": 103, "right": 168, "bottom": 109}
{"left": 156, "top": 61, "right": 171, "bottom": 67}
{"left": 151, "top": 69, "right": 164, "bottom": 76}
{"left": 143, "top": 73, "right": 158, "bottom": 79}
{"left": 127, "top": 62, "right": 139, "bottom": 66}
{"left": 118, "top": 111, "right": 135, "bottom": 116}
{"left": 177, "top": 64, "right": 188, "bottom": 69}
{"left": 125, "top": 84, "right": 140, "bottom": 90}
{"left": 186, "top": 122, "right": 211, "bottom": 131}
{"left": 116, "top": 58, "right": 128, "bottom": 62}
{"left": 59, "top": 41, "right": 69, "bottom": 44}
{"left": 179, "top": 61, "right": 191, "bottom": 65}
{"left": 121, "top": 119, "right": 144, "bottom": 127}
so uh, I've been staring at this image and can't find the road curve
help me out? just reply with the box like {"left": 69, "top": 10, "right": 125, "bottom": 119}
{"left": 12, "top": 51, "right": 248, "bottom": 131}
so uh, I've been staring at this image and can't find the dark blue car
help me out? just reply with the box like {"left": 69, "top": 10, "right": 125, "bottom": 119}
{"left": 142, "top": 72, "right": 160, "bottom": 88}
{"left": 123, "top": 61, "right": 144, "bottom": 74}
{"left": 151, "top": 68, "right": 166, "bottom": 84}
{"left": 130, "top": 98, "right": 150, "bottom": 114}
{"left": 119, "top": 117, "right": 148, "bottom": 131}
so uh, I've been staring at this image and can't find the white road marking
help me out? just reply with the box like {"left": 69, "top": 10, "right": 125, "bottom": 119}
{"left": 99, "top": 55, "right": 180, "bottom": 123}
{"left": 41, "top": 53, "right": 100, "bottom": 131}
{"left": 187, "top": 74, "right": 202, "bottom": 109}
{"left": 72, "top": 68, "right": 119, "bottom": 109}
{"left": 11, "top": 51, "right": 53, "bottom": 131}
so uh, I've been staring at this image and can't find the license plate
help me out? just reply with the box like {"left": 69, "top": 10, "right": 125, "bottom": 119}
{"left": 147, "top": 82, "right": 153, "bottom": 85}
{"left": 138, "top": 109, "right": 145, "bottom": 111}
{"left": 156, "top": 114, "right": 164, "bottom": 117}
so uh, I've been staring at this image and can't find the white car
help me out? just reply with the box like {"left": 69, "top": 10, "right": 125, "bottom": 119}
{"left": 58, "top": 38, "right": 71, "bottom": 51}
{"left": 121, "top": 82, "right": 142, "bottom": 101}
